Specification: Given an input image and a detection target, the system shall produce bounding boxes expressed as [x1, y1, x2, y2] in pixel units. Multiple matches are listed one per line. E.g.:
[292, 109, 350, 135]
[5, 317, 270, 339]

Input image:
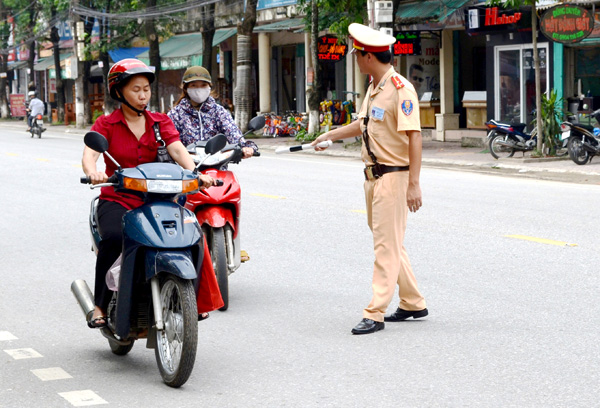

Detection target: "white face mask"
[188, 87, 211, 104]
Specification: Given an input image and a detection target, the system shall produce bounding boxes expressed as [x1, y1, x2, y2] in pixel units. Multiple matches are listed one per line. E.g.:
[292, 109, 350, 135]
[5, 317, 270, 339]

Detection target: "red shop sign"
[540, 4, 594, 44]
[317, 35, 347, 63]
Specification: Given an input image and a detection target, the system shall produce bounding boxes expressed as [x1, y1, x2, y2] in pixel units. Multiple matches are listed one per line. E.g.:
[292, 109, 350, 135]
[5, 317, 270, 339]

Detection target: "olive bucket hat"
[182, 66, 212, 86]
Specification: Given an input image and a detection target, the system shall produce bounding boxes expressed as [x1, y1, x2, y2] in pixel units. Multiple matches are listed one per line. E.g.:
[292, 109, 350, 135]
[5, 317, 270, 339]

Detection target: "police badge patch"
[401, 100, 414, 116]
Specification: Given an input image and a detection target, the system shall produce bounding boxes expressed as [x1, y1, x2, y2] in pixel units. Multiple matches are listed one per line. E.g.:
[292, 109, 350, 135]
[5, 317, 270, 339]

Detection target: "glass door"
[495, 43, 549, 128]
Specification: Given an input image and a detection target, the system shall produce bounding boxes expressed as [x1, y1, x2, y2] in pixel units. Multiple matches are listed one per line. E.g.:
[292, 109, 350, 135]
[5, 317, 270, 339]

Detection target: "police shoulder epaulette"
[390, 75, 404, 90]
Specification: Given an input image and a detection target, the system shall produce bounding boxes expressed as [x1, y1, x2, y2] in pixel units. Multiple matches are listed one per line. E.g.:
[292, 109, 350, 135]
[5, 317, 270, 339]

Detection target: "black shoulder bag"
[153, 123, 176, 164]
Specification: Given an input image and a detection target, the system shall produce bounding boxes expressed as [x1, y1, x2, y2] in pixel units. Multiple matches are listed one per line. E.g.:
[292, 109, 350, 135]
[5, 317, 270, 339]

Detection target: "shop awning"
[254, 18, 305, 32]
[396, 0, 472, 25]
[108, 47, 149, 62]
[7, 60, 28, 70]
[33, 53, 73, 71]
[137, 29, 238, 71]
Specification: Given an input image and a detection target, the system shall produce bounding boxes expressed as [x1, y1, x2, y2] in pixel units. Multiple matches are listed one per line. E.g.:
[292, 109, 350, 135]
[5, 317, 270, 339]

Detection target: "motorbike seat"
[511, 123, 527, 133]
[574, 123, 595, 133]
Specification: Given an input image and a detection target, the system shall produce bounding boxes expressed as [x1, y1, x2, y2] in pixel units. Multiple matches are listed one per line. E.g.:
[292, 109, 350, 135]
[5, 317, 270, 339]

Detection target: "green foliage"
[296, 0, 367, 35]
[486, 0, 537, 6]
[92, 109, 104, 123]
[295, 129, 323, 142]
[539, 90, 565, 156]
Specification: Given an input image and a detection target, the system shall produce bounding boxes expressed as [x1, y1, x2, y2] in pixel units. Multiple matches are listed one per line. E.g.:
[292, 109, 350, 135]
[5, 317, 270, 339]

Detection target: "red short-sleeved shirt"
[91, 108, 181, 210]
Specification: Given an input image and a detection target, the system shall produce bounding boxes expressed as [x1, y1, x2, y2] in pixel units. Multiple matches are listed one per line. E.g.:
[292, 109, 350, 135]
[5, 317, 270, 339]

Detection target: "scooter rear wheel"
[489, 131, 516, 159]
[154, 275, 198, 388]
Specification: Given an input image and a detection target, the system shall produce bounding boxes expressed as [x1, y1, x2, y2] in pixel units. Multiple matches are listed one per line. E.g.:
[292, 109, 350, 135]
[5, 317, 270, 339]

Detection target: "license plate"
[36, 119, 43, 125]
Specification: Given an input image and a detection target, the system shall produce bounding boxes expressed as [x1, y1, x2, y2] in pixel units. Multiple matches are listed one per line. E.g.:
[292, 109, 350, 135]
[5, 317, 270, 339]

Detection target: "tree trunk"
[307, 0, 320, 134]
[234, 0, 258, 132]
[201, 4, 215, 74]
[145, 0, 161, 112]
[50, 7, 65, 123]
[532, 5, 543, 152]
[0, 4, 10, 118]
[99, 1, 116, 115]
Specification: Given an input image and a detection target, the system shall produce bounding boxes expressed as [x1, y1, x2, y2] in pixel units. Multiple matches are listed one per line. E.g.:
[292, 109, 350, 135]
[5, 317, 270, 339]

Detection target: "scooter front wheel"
[568, 136, 590, 165]
[489, 131, 516, 159]
[206, 226, 229, 311]
[154, 275, 198, 388]
[109, 338, 135, 355]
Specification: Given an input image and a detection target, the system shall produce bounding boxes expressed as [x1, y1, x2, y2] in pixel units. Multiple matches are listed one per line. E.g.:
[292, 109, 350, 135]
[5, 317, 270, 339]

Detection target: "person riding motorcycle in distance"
[81, 59, 216, 328]
[26, 91, 45, 132]
[167, 66, 257, 158]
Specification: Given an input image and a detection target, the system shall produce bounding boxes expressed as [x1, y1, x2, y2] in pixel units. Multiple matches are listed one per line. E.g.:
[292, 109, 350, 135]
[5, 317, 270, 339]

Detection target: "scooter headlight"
[123, 177, 198, 194]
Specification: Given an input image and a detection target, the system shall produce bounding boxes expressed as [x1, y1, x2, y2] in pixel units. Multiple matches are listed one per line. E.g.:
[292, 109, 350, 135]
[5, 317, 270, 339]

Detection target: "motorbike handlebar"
[253, 151, 261, 157]
[215, 179, 224, 187]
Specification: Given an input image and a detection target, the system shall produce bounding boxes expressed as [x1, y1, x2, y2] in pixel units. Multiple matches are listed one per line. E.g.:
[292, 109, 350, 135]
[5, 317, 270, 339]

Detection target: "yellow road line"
[350, 209, 366, 214]
[504, 234, 577, 247]
[250, 193, 286, 200]
[35, 158, 50, 162]
[6, 153, 18, 156]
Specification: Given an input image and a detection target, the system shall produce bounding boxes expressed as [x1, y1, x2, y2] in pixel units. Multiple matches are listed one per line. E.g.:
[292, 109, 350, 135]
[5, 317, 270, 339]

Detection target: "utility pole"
[72, 2, 85, 128]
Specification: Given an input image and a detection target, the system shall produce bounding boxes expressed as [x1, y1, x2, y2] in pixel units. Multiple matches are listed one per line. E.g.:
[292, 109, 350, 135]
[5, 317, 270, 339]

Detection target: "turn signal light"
[123, 177, 148, 192]
[182, 179, 199, 193]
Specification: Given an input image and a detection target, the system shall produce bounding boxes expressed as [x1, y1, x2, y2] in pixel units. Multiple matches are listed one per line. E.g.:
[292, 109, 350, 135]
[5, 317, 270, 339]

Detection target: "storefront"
[466, 4, 553, 129]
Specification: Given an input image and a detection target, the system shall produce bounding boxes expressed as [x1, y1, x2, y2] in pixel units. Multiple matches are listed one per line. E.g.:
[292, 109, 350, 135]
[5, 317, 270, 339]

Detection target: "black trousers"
[94, 200, 128, 311]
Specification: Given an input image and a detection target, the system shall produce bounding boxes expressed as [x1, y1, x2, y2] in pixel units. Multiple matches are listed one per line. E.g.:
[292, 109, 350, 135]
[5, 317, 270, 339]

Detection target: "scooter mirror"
[84, 131, 109, 153]
[248, 116, 266, 131]
[205, 134, 227, 154]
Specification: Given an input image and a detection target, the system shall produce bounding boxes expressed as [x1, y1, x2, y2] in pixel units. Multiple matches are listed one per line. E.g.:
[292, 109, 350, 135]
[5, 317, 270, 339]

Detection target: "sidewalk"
[7, 120, 600, 184]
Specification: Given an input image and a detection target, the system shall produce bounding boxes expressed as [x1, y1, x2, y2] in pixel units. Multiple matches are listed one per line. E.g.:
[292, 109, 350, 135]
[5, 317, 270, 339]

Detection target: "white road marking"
[31, 367, 73, 381]
[4, 348, 43, 359]
[58, 390, 108, 406]
[0, 331, 18, 341]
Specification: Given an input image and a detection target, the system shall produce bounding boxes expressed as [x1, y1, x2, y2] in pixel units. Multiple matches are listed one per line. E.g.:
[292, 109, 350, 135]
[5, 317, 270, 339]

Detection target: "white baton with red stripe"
[275, 140, 332, 154]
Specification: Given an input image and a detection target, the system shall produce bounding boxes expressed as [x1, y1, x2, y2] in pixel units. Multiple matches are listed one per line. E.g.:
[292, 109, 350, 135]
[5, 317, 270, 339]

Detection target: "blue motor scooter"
[71, 131, 226, 388]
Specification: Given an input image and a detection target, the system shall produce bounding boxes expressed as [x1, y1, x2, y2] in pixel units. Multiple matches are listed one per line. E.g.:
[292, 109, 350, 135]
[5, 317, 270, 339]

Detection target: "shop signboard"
[317, 35, 347, 63]
[465, 6, 530, 35]
[393, 31, 420, 56]
[540, 4, 594, 44]
[406, 38, 440, 100]
[9, 94, 27, 117]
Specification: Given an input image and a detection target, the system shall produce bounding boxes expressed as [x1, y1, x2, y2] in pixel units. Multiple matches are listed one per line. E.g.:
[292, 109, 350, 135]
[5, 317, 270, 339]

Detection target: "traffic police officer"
[312, 23, 427, 335]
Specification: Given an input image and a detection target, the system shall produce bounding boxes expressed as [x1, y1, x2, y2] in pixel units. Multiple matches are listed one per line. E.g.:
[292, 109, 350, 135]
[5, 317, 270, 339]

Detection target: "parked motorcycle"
[184, 116, 265, 311]
[486, 119, 568, 159]
[29, 113, 46, 138]
[72, 131, 226, 388]
[486, 119, 538, 159]
[564, 109, 600, 165]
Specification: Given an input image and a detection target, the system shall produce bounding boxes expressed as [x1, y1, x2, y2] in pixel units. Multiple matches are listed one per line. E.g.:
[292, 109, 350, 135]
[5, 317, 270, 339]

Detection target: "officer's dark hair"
[359, 50, 392, 64]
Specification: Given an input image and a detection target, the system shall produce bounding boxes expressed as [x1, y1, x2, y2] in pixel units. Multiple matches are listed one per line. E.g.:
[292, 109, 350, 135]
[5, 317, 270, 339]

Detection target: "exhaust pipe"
[71, 279, 95, 322]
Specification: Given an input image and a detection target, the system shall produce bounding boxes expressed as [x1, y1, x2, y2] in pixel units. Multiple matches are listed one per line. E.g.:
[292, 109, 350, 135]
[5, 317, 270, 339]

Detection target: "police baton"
[275, 140, 332, 154]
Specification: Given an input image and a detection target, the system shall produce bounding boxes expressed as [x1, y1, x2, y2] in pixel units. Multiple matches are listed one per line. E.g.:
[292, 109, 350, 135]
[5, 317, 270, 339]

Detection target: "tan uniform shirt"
[358, 66, 421, 167]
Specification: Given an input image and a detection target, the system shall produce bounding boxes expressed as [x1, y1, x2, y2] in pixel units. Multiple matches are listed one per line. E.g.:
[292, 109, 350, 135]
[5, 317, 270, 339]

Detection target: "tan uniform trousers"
[363, 171, 426, 322]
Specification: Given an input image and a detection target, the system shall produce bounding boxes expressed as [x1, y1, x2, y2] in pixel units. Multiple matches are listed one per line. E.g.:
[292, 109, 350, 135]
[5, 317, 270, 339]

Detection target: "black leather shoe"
[384, 308, 428, 322]
[351, 318, 384, 335]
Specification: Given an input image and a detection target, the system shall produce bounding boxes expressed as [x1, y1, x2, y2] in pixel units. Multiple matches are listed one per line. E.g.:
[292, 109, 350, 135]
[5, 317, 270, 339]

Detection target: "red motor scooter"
[184, 116, 264, 311]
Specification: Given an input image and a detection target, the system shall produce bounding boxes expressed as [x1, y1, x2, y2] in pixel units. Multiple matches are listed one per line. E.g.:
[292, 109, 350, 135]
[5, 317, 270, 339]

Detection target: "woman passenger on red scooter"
[82, 59, 216, 328]
[167, 66, 257, 160]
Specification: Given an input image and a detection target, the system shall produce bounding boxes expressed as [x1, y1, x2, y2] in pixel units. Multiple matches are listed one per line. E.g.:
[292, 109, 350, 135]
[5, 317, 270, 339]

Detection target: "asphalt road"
[1, 127, 599, 407]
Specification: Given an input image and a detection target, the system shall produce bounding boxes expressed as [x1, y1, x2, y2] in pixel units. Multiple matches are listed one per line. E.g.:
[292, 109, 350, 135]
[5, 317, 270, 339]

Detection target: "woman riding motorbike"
[167, 66, 257, 159]
[81, 59, 216, 328]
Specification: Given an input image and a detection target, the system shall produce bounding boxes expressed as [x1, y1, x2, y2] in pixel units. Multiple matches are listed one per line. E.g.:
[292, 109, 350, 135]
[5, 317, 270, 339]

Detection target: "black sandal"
[88, 316, 107, 329]
[198, 313, 209, 322]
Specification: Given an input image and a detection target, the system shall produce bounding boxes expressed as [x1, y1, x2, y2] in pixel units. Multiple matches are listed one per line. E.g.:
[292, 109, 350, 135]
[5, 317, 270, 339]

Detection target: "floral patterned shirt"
[167, 97, 257, 151]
